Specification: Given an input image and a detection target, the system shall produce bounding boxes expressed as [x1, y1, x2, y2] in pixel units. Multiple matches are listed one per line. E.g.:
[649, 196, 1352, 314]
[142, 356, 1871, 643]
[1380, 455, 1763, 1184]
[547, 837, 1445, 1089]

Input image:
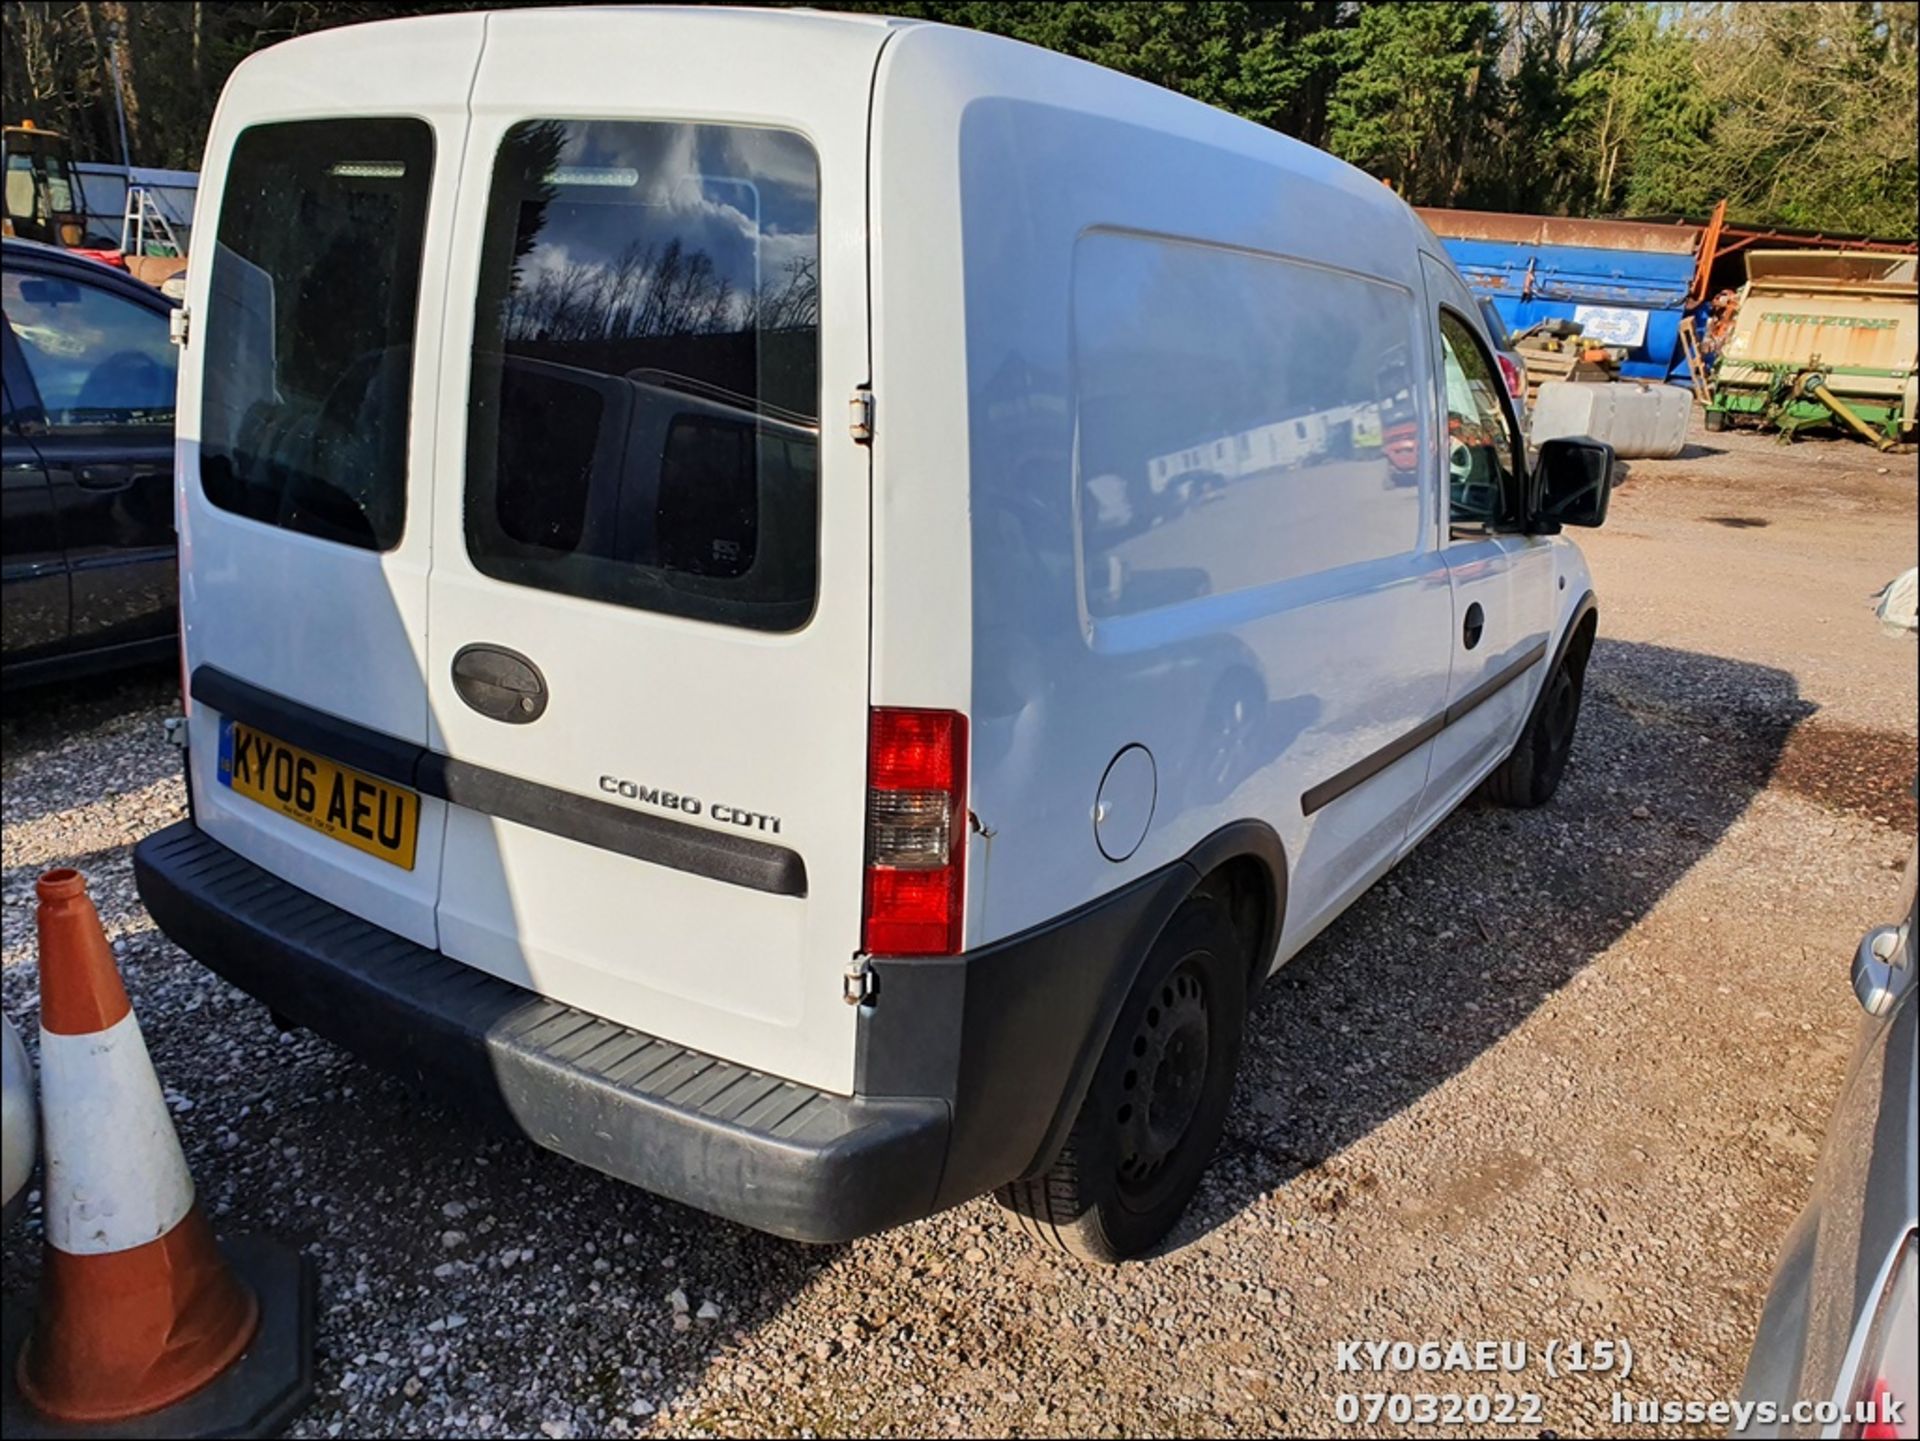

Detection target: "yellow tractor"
[2, 120, 87, 247]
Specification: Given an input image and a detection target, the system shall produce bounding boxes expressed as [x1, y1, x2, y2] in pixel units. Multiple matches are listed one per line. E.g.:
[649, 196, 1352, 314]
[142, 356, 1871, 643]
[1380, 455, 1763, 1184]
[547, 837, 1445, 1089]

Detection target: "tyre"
[996, 893, 1248, 1262]
[1703, 407, 1728, 432]
[1483, 639, 1588, 808]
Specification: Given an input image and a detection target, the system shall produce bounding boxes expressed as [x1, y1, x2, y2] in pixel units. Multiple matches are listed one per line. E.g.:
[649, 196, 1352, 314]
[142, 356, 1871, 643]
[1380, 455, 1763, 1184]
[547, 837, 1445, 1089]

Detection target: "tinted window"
[466, 120, 820, 632]
[1439, 310, 1522, 527]
[1073, 231, 1423, 619]
[4, 271, 175, 427]
[200, 119, 433, 551]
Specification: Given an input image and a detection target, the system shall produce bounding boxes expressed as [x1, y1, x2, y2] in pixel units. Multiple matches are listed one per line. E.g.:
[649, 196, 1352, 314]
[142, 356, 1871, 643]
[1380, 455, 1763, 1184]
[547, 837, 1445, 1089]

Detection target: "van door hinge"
[848, 385, 874, 444]
[843, 958, 875, 1006]
[168, 305, 190, 348]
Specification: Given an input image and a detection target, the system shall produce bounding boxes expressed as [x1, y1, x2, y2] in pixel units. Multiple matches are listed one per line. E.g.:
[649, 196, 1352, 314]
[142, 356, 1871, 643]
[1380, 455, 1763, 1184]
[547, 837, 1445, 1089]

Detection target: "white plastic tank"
[1, 1015, 35, 1226]
[1530, 380, 1692, 459]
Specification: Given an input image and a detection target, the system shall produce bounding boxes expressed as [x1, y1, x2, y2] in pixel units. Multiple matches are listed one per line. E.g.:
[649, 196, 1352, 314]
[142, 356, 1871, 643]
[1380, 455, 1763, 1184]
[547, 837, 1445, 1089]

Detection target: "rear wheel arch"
[997, 893, 1249, 1260]
[1018, 820, 1288, 1181]
[1182, 821, 1288, 994]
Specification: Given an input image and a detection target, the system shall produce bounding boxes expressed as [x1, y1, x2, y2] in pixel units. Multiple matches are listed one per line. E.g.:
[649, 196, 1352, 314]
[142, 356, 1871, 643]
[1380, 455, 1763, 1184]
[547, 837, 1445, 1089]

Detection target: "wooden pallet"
[1517, 343, 1612, 401]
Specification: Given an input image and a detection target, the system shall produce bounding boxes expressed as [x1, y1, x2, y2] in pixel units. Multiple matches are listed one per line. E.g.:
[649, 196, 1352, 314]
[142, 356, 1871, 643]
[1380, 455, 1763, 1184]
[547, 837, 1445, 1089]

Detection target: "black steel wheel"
[995, 893, 1249, 1263]
[1115, 962, 1211, 1203]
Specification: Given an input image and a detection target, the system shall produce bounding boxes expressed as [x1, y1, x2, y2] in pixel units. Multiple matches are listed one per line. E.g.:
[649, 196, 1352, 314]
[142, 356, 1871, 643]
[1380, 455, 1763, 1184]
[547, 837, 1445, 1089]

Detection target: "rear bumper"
[133, 822, 946, 1243]
[135, 820, 1198, 1243]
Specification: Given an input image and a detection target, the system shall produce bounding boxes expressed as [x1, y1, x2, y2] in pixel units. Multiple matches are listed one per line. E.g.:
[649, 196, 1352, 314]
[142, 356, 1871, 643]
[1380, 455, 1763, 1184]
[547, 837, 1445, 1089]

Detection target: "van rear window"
[200, 119, 433, 552]
[465, 120, 821, 633]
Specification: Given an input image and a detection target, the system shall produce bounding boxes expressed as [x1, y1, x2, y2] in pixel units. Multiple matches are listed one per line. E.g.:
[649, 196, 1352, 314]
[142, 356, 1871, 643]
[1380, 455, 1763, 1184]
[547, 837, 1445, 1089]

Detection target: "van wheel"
[995, 894, 1247, 1263]
[1483, 646, 1586, 808]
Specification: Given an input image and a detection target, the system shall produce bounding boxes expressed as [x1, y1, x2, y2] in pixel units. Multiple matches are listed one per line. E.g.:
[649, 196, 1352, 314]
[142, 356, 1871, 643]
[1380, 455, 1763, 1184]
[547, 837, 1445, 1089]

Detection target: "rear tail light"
[1847, 1235, 1916, 1439]
[1497, 350, 1526, 403]
[862, 708, 967, 956]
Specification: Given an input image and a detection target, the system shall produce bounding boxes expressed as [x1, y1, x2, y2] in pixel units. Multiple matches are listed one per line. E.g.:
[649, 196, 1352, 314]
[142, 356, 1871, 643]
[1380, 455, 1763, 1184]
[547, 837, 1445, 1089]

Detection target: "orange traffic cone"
[1, 867, 313, 1438]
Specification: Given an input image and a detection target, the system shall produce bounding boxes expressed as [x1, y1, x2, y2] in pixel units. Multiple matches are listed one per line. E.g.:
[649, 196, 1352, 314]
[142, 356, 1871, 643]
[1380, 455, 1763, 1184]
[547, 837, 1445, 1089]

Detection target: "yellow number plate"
[218, 719, 420, 870]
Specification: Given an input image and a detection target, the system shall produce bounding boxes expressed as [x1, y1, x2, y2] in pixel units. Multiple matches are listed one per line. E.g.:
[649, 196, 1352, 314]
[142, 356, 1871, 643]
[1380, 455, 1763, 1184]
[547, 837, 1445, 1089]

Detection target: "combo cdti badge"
[134, 8, 1614, 1262]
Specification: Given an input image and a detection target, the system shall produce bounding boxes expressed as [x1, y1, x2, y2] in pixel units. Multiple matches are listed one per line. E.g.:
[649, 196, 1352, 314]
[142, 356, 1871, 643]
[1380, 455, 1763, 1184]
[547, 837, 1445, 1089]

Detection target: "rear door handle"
[452, 644, 549, 723]
[1462, 601, 1485, 650]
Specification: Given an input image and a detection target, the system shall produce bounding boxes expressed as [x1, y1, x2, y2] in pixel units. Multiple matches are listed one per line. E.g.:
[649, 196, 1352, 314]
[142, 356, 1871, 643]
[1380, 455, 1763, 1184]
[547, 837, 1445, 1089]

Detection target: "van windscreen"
[200, 118, 434, 552]
[465, 120, 821, 633]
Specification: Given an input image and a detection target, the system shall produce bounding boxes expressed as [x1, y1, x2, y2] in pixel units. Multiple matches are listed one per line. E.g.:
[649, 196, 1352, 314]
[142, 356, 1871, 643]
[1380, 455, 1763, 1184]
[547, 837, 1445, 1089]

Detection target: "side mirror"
[1852, 925, 1910, 1017]
[1533, 436, 1613, 530]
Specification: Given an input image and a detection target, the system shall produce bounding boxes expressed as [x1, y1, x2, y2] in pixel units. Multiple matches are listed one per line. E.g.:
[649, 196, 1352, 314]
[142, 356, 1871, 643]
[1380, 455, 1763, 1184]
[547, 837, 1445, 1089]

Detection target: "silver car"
[1736, 839, 1917, 1437]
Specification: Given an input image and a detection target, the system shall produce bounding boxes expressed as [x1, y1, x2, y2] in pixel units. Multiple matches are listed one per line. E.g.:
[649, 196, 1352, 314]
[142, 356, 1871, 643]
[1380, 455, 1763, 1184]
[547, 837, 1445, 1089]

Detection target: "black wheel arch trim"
[859, 818, 1290, 1207]
[1181, 817, 1289, 986]
[1526, 590, 1599, 736]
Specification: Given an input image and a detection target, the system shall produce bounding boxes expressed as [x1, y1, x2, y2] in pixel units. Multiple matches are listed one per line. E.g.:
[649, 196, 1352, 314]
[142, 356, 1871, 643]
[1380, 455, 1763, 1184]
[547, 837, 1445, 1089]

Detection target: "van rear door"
[422, 10, 882, 1095]
[179, 17, 485, 948]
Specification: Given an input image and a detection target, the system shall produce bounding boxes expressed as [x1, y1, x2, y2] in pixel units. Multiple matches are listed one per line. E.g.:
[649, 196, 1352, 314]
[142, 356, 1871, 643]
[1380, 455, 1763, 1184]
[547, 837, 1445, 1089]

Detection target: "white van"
[134, 8, 1612, 1262]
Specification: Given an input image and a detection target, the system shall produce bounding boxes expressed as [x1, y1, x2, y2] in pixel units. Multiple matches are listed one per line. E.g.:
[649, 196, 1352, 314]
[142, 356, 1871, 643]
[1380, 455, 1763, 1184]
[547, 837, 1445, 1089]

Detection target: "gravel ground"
[3, 419, 1915, 1438]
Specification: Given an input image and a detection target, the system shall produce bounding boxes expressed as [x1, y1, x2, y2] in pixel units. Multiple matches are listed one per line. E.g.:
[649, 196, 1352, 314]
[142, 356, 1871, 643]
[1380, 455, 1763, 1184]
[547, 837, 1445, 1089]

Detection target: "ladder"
[1677, 316, 1712, 408]
[119, 183, 184, 259]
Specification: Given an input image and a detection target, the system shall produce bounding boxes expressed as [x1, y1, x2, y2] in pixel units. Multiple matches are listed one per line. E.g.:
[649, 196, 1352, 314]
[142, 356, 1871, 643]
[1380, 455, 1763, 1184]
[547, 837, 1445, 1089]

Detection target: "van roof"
[228, 4, 918, 71]
[221, 6, 1430, 272]
[876, 19, 1433, 278]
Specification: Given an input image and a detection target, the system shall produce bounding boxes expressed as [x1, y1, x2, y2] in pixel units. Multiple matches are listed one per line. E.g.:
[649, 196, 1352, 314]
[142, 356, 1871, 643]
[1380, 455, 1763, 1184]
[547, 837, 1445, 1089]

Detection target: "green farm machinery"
[1706, 250, 1917, 449]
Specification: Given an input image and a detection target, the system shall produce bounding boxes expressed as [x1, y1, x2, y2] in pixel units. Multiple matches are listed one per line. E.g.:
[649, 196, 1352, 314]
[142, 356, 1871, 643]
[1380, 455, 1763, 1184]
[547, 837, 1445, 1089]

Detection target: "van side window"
[199, 118, 434, 552]
[1438, 311, 1521, 528]
[465, 120, 821, 634]
[1073, 231, 1424, 621]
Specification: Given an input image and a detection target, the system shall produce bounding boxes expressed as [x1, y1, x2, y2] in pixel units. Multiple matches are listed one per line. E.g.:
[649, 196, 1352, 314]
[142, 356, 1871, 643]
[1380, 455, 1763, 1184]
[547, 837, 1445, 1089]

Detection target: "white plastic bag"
[1874, 566, 1918, 636]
